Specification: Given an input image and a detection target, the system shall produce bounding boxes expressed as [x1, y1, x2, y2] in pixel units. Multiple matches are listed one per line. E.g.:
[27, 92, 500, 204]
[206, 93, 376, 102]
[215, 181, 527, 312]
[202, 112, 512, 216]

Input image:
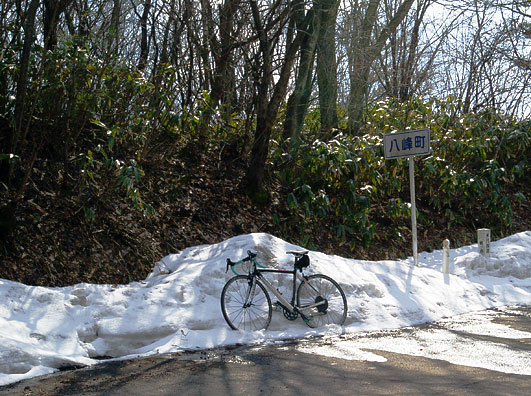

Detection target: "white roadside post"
[442, 239, 450, 274]
[478, 228, 491, 257]
[384, 129, 430, 267]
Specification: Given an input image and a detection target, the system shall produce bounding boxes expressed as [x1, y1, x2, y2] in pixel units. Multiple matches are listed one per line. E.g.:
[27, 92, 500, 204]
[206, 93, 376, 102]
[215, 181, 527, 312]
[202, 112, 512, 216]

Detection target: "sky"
[1, 230, 530, 386]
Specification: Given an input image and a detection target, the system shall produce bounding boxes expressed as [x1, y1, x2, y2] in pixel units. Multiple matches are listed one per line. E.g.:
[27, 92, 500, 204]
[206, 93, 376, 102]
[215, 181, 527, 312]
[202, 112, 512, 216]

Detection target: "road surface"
[1, 306, 530, 396]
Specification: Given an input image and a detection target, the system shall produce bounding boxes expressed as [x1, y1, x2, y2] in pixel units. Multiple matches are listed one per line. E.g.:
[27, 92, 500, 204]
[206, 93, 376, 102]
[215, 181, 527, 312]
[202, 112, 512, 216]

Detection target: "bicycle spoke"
[221, 276, 272, 331]
[297, 274, 347, 328]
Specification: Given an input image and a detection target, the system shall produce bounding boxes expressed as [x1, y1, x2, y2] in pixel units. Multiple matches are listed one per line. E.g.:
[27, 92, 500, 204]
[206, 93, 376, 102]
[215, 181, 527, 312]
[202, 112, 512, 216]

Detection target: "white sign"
[384, 129, 430, 159]
[383, 128, 431, 267]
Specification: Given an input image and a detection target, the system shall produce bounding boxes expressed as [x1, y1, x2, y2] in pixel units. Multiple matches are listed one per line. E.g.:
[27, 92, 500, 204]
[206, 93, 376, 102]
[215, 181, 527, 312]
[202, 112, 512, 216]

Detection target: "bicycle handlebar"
[225, 250, 262, 274]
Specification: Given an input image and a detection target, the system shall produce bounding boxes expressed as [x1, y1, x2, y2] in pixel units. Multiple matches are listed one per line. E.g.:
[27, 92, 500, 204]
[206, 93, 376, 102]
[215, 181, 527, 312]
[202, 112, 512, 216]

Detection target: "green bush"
[272, 97, 530, 250]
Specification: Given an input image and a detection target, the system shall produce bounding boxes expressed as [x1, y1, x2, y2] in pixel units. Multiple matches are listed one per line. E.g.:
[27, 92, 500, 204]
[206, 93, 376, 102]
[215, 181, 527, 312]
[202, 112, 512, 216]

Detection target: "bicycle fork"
[243, 276, 258, 308]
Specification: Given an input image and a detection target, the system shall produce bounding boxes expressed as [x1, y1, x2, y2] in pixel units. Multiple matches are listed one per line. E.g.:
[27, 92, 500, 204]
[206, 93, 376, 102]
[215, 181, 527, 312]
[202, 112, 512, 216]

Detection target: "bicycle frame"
[231, 257, 326, 319]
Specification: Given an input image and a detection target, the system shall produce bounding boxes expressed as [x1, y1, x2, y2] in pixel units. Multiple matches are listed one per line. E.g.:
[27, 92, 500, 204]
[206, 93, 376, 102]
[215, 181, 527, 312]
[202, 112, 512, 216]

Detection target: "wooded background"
[0, 0, 530, 286]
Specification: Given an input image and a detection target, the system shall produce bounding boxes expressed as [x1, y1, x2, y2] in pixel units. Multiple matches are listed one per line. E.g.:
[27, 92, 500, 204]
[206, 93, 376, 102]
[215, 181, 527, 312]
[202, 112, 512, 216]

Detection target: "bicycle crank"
[283, 308, 299, 321]
[275, 301, 299, 320]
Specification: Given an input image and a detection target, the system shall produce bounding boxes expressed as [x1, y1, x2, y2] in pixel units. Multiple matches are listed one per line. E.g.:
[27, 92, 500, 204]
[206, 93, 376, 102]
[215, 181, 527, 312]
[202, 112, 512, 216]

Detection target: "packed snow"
[1, 231, 531, 386]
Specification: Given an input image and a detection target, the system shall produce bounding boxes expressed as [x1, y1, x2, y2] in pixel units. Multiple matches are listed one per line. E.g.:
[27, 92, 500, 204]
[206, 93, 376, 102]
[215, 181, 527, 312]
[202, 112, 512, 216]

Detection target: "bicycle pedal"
[301, 314, 313, 323]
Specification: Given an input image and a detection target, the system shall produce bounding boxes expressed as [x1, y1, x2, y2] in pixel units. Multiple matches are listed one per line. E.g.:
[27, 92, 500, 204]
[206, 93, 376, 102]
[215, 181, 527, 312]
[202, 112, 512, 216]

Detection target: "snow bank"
[454, 232, 531, 279]
[1, 231, 531, 386]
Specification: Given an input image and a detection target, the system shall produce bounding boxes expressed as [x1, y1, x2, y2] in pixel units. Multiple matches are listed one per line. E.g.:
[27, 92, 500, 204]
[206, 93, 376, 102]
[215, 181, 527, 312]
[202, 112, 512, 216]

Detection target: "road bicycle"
[221, 250, 347, 331]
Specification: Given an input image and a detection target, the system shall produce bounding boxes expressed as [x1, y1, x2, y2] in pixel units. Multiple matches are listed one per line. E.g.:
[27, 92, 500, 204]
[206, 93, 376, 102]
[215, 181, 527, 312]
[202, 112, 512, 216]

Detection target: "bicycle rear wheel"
[297, 274, 347, 328]
[221, 275, 272, 331]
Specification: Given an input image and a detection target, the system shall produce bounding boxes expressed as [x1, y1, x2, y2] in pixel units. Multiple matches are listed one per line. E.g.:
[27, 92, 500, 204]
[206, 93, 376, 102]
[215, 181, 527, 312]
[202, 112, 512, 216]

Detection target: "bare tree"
[195, 0, 242, 142]
[341, 0, 415, 134]
[432, 0, 530, 117]
[375, 0, 433, 101]
[245, 0, 313, 194]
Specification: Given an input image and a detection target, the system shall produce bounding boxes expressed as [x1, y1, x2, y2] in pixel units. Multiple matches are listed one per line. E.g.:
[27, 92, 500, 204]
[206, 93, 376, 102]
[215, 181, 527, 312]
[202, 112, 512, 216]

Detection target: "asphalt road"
[2, 306, 530, 396]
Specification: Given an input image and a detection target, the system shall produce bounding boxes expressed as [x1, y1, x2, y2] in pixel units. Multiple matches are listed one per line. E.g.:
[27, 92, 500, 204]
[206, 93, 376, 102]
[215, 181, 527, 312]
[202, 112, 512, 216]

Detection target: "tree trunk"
[282, 9, 318, 141]
[399, 1, 430, 101]
[108, 0, 121, 53]
[316, 0, 339, 132]
[43, 0, 59, 51]
[210, 0, 240, 107]
[12, 0, 40, 155]
[43, 0, 73, 52]
[138, 0, 152, 70]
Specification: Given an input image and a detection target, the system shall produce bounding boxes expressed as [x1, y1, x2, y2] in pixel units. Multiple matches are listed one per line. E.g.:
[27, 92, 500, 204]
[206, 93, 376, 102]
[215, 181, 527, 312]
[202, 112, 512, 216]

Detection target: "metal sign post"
[409, 156, 418, 266]
[384, 129, 430, 266]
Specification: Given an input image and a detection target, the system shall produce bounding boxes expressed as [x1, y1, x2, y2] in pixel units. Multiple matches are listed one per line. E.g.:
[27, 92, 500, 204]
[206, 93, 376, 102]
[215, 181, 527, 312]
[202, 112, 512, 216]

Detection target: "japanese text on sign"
[383, 129, 431, 159]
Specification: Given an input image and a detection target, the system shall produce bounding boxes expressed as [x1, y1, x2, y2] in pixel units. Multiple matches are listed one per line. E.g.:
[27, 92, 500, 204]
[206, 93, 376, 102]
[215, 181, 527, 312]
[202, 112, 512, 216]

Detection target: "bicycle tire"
[221, 275, 272, 331]
[297, 274, 347, 328]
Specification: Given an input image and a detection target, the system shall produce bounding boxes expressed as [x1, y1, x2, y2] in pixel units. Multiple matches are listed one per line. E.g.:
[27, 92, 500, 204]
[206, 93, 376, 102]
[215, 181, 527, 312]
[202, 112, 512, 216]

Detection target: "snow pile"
[454, 232, 531, 279]
[1, 231, 531, 386]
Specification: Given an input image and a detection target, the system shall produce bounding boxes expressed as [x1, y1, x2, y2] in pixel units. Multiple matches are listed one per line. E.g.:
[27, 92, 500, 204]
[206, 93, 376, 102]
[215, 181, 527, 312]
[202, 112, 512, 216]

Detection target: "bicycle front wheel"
[297, 274, 347, 328]
[221, 275, 272, 331]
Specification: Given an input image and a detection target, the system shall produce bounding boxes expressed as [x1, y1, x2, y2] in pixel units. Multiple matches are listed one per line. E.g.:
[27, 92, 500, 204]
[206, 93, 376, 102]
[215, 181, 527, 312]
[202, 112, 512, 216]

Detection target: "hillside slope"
[1, 148, 529, 287]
